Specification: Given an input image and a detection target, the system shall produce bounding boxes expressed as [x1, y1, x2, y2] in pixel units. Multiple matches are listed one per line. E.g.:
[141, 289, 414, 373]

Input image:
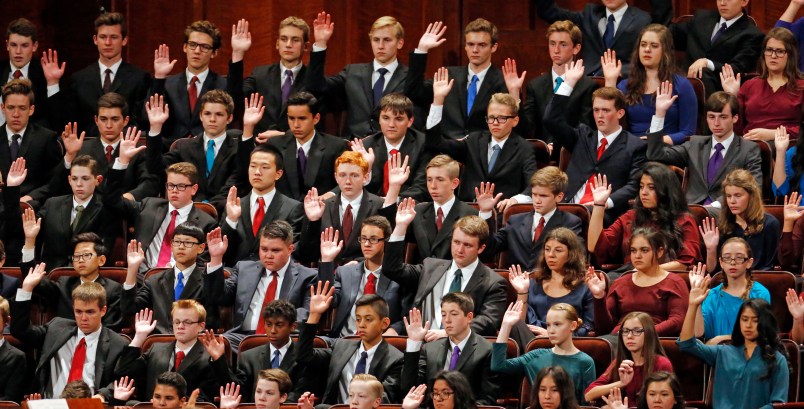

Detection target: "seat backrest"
[144, 268, 170, 280]
[557, 203, 590, 242]
[756, 141, 775, 203]
[765, 205, 785, 234]
[527, 138, 551, 168]
[239, 335, 328, 354]
[345, 335, 407, 353]
[668, 165, 687, 194]
[660, 338, 707, 402]
[502, 204, 532, 225]
[142, 334, 232, 365]
[710, 271, 796, 333]
[484, 337, 521, 407]
[0, 403, 19, 408]
[48, 267, 129, 284]
[494, 269, 518, 304]
[0, 267, 21, 280]
[685, 77, 706, 134]
[559, 147, 571, 172]
[135, 404, 215, 409]
[193, 201, 218, 219]
[782, 339, 800, 402]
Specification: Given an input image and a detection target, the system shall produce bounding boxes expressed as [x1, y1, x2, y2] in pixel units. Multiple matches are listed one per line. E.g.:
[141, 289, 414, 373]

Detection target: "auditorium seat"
[710, 271, 796, 333]
[484, 336, 521, 407]
[194, 201, 218, 220]
[0, 267, 21, 280]
[44, 267, 131, 329]
[559, 147, 570, 172]
[781, 338, 801, 402]
[686, 76, 706, 135]
[345, 335, 407, 353]
[141, 334, 232, 366]
[238, 334, 328, 354]
[527, 138, 551, 169]
[0, 402, 19, 408]
[494, 269, 518, 304]
[660, 338, 707, 406]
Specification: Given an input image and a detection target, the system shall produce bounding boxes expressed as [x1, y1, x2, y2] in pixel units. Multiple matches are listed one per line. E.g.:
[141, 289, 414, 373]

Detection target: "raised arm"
[772, 127, 791, 193]
[586, 174, 612, 252]
[680, 268, 710, 342]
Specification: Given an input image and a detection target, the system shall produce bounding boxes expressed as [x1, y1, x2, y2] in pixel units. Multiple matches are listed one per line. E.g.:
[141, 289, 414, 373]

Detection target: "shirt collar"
[99, 59, 123, 75]
[265, 257, 291, 279]
[0, 338, 4, 349]
[606, 3, 628, 21]
[296, 131, 316, 152]
[203, 131, 227, 144]
[364, 262, 381, 277]
[536, 206, 557, 221]
[597, 127, 623, 145]
[186, 68, 209, 85]
[490, 137, 507, 150]
[101, 139, 120, 151]
[468, 63, 491, 81]
[373, 59, 399, 75]
[5, 125, 26, 138]
[76, 325, 103, 340]
[434, 195, 456, 214]
[168, 202, 194, 218]
[270, 338, 292, 357]
[341, 192, 364, 208]
[720, 13, 744, 29]
[713, 132, 735, 151]
[280, 62, 303, 77]
[450, 256, 480, 277]
[9, 61, 30, 77]
[175, 340, 197, 355]
[385, 136, 405, 152]
[449, 329, 472, 351]
[251, 189, 277, 207]
[174, 264, 195, 281]
[359, 339, 381, 357]
[73, 195, 94, 208]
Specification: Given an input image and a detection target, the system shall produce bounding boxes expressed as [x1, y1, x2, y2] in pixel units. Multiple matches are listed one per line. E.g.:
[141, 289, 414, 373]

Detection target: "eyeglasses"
[172, 320, 201, 327]
[621, 327, 646, 337]
[71, 253, 96, 261]
[172, 239, 200, 248]
[429, 391, 455, 400]
[720, 256, 748, 264]
[359, 236, 385, 245]
[186, 41, 214, 52]
[485, 115, 515, 124]
[166, 183, 193, 191]
[764, 47, 787, 57]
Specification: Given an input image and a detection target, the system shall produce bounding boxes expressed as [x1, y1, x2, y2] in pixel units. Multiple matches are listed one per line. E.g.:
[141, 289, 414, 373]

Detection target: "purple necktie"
[297, 147, 307, 176]
[707, 143, 725, 184]
[281, 69, 293, 105]
[448, 345, 461, 370]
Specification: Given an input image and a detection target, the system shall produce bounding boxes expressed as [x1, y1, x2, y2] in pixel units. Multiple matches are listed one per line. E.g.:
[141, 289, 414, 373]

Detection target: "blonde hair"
[350, 374, 384, 399]
[172, 299, 207, 323]
[453, 215, 490, 242]
[546, 20, 582, 46]
[488, 93, 519, 115]
[719, 169, 765, 235]
[530, 166, 568, 194]
[279, 16, 310, 43]
[0, 296, 8, 323]
[548, 303, 583, 328]
[426, 154, 461, 179]
[369, 16, 404, 40]
[72, 282, 106, 308]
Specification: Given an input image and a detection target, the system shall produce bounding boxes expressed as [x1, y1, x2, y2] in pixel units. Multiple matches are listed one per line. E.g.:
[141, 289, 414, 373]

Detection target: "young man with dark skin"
[0, 296, 25, 401]
[1, 18, 48, 127]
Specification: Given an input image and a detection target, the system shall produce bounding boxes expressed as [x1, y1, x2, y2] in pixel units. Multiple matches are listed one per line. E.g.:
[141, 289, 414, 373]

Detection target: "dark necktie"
[355, 351, 368, 374]
[603, 14, 616, 49]
[281, 69, 293, 105]
[9, 134, 20, 161]
[188, 75, 199, 112]
[448, 345, 461, 370]
[12, 70, 22, 79]
[297, 147, 307, 177]
[707, 143, 725, 184]
[157, 210, 179, 267]
[67, 338, 87, 382]
[105, 145, 114, 164]
[271, 349, 281, 369]
[533, 217, 546, 243]
[342, 204, 354, 241]
[256, 271, 279, 334]
[174, 350, 185, 371]
[436, 207, 444, 231]
[711, 22, 728, 44]
[383, 148, 399, 195]
[102, 68, 112, 93]
[71, 205, 85, 232]
[448, 269, 463, 293]
[467, 75, 478, 115]
[373, 68, 389, 106]
[174, 271, 185, 301]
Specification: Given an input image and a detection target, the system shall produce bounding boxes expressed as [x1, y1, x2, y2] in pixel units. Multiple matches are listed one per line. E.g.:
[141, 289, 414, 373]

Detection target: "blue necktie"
[448, 269, 463, 293]
[206, 140, 215, 176]
[603, 14, 615, 49]
[488, 145, 501, 173]
[373, 68, 389, 106]
[355, 351, 368, 374]
[467, 75, 478, 115]
[553, 77, 564, 93]
[174, 271, 184, 301]
[271, 349, 281, 369]
[711, 22, 728, 44]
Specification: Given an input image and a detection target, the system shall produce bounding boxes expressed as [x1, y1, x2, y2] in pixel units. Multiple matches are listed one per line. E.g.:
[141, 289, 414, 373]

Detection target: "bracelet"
[593, 203, 606, 207]
[517, 292, 528, 295]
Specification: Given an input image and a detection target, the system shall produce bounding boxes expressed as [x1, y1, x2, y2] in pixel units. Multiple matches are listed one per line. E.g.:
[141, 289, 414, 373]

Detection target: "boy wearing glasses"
[121, 222, 220, 333]
[318, 216, 412, 338]
[118, 301, 223, 402]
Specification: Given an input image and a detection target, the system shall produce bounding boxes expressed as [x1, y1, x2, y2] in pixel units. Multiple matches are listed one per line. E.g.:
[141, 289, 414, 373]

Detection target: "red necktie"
[532, 217, 546, 243]
[105, 145, 114, 164]
[12, 70, 22, 79]
[383, 149, 399, 195]
[436, 207, 444, 231]
[580, 138, 608, 204]
[364, 273, 377, 295]
[157, 210, 179, 268]
[188, 76, 199, 112]
[174, 350, 185, 371]
[67, 338, 87, 382]
[253, 197, 265, 236]
[256, 271, 279, 334]
[342, 204, 353, 241]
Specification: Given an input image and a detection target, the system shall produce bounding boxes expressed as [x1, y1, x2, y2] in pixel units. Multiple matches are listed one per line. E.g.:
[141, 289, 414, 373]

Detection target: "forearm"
[772, 151, 788, 189]
[705, 248, 718, 273]
[679, 301, 699, 341]
[660, 261, 687, 271]
[791, 317, 804, 344]
[694, 304, 705, 338]
[780, 1, 802, 23]
[587, 206, 605, 252]
[495, 323, 513, 343]
[585, 382, 624, 402]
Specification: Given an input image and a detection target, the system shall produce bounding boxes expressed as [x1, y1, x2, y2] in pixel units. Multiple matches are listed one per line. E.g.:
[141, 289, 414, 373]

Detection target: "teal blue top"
[491, 342, 595, 404]
[701, 281, 770, 340]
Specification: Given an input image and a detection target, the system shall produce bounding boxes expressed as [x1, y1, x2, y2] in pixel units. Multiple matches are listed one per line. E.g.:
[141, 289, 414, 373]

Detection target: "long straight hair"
[529, 366, 580, 409]
[624, 24, 677, 106]
[731, 299, 791, 380]
[719, 169, 765, 235]
[608, 312, 666, 382]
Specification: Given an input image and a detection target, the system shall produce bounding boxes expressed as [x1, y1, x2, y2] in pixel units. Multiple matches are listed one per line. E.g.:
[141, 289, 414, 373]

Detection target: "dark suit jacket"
[306, 49, 408, 137]
[382, 241, 507, 336]
[646, 132, 762, 204]
[0, 59, 49, 127]
[297, 190, 397, 263]
[232, 61, 310, 133]
[545, 94, 647, 216]
[361, 129, 431, 201]
[485, 209, 583, 271]
[49, 61, 151, 136]
[10, 299, 128, 400]
[0, 123, 61, 205]
[295, 321, 403, 404]
[410, 200, 478, 261]
[401, 331, 499, 406]
[213, 259, 317, 330]
[318, 261, 412, 336]
[406, 53, 507, 138]
[121, 266, 220, 333]
[224, 340, 313, 402]
[425, 124, 538, 202]
[220, 190, 304, 264]
[75, 137, 160, 200]
[519, 73, 598, 143]
[264, 131, 348, 201]
[0, 274, 19, 299]
[0, 340, 26, 401]
[670, 10, 764, 95]
[535, 2, 652, 75]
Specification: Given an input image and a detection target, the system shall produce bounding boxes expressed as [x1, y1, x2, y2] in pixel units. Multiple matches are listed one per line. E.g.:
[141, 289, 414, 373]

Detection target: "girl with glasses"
[401, 371, 476, 409]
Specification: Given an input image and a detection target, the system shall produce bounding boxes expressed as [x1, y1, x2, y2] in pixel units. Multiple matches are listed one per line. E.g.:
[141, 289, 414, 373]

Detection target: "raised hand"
[502, 58, 526, 95]
[126, 240, 145, 269]
[432, 67, 454, 102]
[502, 300, 524, 328]
[153, 44, 177, 79]
[396, 197, 417, 226]
[783, 192, 804, 223]
[688, 261, 706, 289]
[401, 385, 428, 409]
[113, 377, 136, 402]
[654, 80, 678, 117]
[508, 264, 531, 294]
[590, 174, 612, 207]
[313, 11, 335, 47]
[145, 94, 170, 131]
[231, 19, 252, 61]
[601, 50, 622, 86]
[200, 329, 226, 361]
[618, 360, 635, 386]
[303, 188, 326, 222]
[22, 207, 41, 240]
[243, 93, 265, 128]
[475, 182, 503, 213]
[219, 383, 242, 409]
[21, 262, 46, 292]
[319, 227, 343, 263]
[698, 217, 720, 251]
[786, 288, 804, 322]
[719, 64, 741, 95]
[417, 21, 447, 52]
[206, 227, 228, 262]
[404, 308, 431, 342]
[41, 49, 66, 85]
[134, 308, 157, 338]
[688, 263, 710, 306]
[309, 280, 335, 316]
[585, 266, 607, 299]
[387, 153, 411, 188]
[349, 138, 375, 169]
[61, 122, 86, 160]
[775, 125, 790, 153]
[601, 387, 628, 409]
[5, 158, 27, 187]
[298, 392, 316, 409]
[118, 126, 146, 164]
[562, 59, 585, 88]
[225, 186, 241, 222]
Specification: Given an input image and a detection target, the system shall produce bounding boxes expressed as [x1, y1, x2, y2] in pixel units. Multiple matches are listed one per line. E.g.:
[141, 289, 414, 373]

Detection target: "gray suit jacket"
[646, 133, 762, 204]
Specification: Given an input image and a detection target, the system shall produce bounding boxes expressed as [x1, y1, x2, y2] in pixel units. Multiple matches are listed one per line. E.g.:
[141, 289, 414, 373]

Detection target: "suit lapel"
[421, 262, 450, 302]
[173, 72, 192, 119]
[418, 205, 436, 252]
[39, 324, 77, 371]
[361, 64, 375, 108]
[452, 69, 469, 121]
[454, 332, 478, 371]
[471, 67, 498, 116]
[74, 197, 102, 232]
[432, 202, 460, 250]
[148, 202, 170, 249]
[281, 342, 297, 371]
[18, 126, 35, 158]
[477, 133, 491, 176]
[181, 266, 203, 298]
[265, 65, 283, 109]
[351, 194, 374, 243]
[305, 134, 326, 186]
[188, 137, 209, 184]
[368, 340, 388, 373]
[698, 137, 713, 183]
[210, 136, 233, 178]
[462, 264, 487, 295]
[279, 136, 301, 199]
[278, 262, 299, 299]
[598, 132, 625, 164]
[518, 211, 536, 245]
[178, 341, 205, 372]
[330, 340, 360, 384]
[0, 64, 10, 85]
[385, 66, 405, 94]
[93, 329, 111, 381]
[159, 269, 177, 301]
[612, 8, 638, 48]
[714, 136, 743, 182]
[491, 136, 519, 174]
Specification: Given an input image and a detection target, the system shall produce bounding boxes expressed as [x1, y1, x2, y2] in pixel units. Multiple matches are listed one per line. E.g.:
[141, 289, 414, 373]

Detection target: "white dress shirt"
[186, 68, 209, 95]
[146, 202, 194, 268]
[598, 4, 629, 37]
[372, 59, 400, 90]
[49, 326, 102, 397]
[339, 341, 381, 402]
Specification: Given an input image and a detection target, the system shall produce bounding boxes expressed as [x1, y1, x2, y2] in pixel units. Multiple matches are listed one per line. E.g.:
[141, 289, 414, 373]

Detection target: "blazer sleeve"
[543, 94, 580, 153]
[113, 345, 147, 379]
[9, 298, 48, 350]
[104, 168, 144, 224]
[0, 348, 25, 401]
[470, 276, 508, 336]
[294, 322, 331, 365]
[646, 132, 690, 167]
[424, 121, 470, 163]
[534, 0, 584, 25]
[400, 350, 425, 396]
[608, 139, 647, 210]
[713, 28, 764, 74]
[380, 350, 404, 403]
[404, 51, 433, 106]
[381, 241, 424, 291]
[668, 76, 698, 144]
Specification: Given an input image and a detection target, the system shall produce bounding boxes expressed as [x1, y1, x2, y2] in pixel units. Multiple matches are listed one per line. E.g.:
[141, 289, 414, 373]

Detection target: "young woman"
[680, 280, 791, 408]
[530, 366, 580, 409]
[602, 25, 697, 144]
[492, 301, 595, 404]
[586, 227, 689, 336]
[603, 372, 686, 409]
[693, 240, 771, 343]
[700, 169, 781, 272]
[584, 312, 673, 404]
[418, 371, 477, 409]
[508, 227, 594, 336]
[772, 125, 804, 197]
[588, 164, 701, 272]
[721, 27, 804, 142]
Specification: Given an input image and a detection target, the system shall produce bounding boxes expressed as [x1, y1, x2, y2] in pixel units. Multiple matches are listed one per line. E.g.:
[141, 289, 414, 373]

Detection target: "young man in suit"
[544, 60, 647, 224]
[146, 90, 241, 214]
[10, 277, 128, 399]
[296, 285, 404, 404]
[409, 155, 478, 262]
[117, 301, 224, 402]
[402, 294, 499, 406]
[318, 216, 412, 338]
[0, 79, 61, 207]
[406, 19, 511, 138]
[0, 244, 20, 298]
[150, 372, 190, 409]
[0, 296, 26, 401]
[306, 13, 409, 137]
[206, 221, 317, 352]
[384, 201, 508, 338]
[42, 12, 151, 136]
[149, 20, 251, 147]
[122, 222, 219, 333]
[647, 90, 762, 206]
[669, 0, 764, 95]
[1, 18, 48, 127]
[533, 0, 652, 75]
[221, 143, 304, 264]
[297, 151, 400, 263]
[426, 72, 538, 205]
[482, 166, 583, 271]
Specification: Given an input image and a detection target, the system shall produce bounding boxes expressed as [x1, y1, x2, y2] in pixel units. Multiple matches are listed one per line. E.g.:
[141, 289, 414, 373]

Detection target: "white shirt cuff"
[123, 283, 136, 290]
[207, 263, 223, 272]
[606, 198, 614, 209]
[478, 210, 493, 219]
[709, 200, 721, 208]
[389, 234, 405, 242]
[414, 48, 427, 54]
[21, 247, 34, 263]
[15, 289, 32, 301]
[426, 105, 444, 130]
[555, 83, 573, 96]
[225, 218, 238, 229]
[649, 116, 665, 134]
[706, 59, 715, 71]
[406, 339, 423, 352]
[312, 45, 326, 52]
[513, 194, 530, 204]
[148, 130, 160, 137]
[112, 158, 129, 170]
[46, 84, 59, 97]
[64, 158, 72, 168]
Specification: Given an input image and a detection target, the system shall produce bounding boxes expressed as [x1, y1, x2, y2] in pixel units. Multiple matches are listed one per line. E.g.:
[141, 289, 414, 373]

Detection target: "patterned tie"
[102, 68, 112, 93]
[467, 75, 479, 115]
[281, 70, 293, 105]
[383, 149, 399, 195]
[603, 14, 616, 49]
[355, 351, 369, 374]
[488, 145, 501, 173]
[533, 217, 546, 243]
[342, 204, 354, 241]
[9, 134, 20, 161]
[157, 210, 179, 268]
[271, 349, 281, 369]
[448, 269, 463, 293]
[174, 271, 185, 301]
[448, 345, 461, 370]
[256, 271, 279, 334]
[105, 145, 114, 164]
[174, 350, 185, 371]
[707, 143, 725, 184]
[364, 273, 377, 295]
[71, 205, 85, 232]
[253, 197, 266, 236]
[553, 77, 564, 93]
[188, 76, 199, 112]
[580, 138, 608, 204]
[206, 139, 215, 177]
[436, 207, 444, 231]
[711, 22, 728, 44]
[373, 68, 389, 106]
[12, 70, 22, 79]
[67, 338, 87, 382]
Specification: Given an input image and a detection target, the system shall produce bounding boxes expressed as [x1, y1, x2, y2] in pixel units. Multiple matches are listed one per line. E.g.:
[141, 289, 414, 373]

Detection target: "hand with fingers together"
[589, 174, 611, 207]
[404, 308, 431, 343]
[601, 50, 622, 87]
[585, 266, 607, 299]
[243, 93, 266, 138]
[307, 280, 335, 323]
[61, 122, 86, 162]
[562, 59, 585, 89]
[21, 262, 47, 292]
[304, 188, 326, 222]
[41, 49, 66, 86]
[118, 126, 146, 165]
[231, 19, 252, 62]
[313, 11, 334, 48]
[502, 58, 527, 96]
[402, 385, 428, 409]
[654, 80, 678, 118]
[350, 138, 376, 169]
[320, 227, 344, 263]
[475, 182, 503, 213]
[719, 63, 741, 95]
[5, 158, 27, 187]
[432, 67, 454, 104]
[113, 377, 136, 402]
[146, 94, 170, 134]
[153, 44, 178, 79]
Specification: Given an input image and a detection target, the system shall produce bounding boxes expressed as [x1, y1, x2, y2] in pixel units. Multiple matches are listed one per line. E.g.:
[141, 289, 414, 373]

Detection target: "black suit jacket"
[361, 130, 431, 201]
[0, 123, 61, 205]
[406, 53, 507, 138]
[0, 274, 19, 299]
[73, 137, 160, 200]
[306, 49, 408, 137]
[410, 200, 478, 261]
[0, 59, 50, 127]
[224, 340, 314, 402]
[401, 331, 499, 406]
[10, 299, 128, 400]
[0, 340, 26, 401]
[519, 73, 598, 143]
[670, 10, 764, 95]
[382, 241, 507, 336]
[295, 322, 403, 404]
[263, 131, 348, 201]
[49, 61, 151, 136]
[232, 61, 310, 133]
